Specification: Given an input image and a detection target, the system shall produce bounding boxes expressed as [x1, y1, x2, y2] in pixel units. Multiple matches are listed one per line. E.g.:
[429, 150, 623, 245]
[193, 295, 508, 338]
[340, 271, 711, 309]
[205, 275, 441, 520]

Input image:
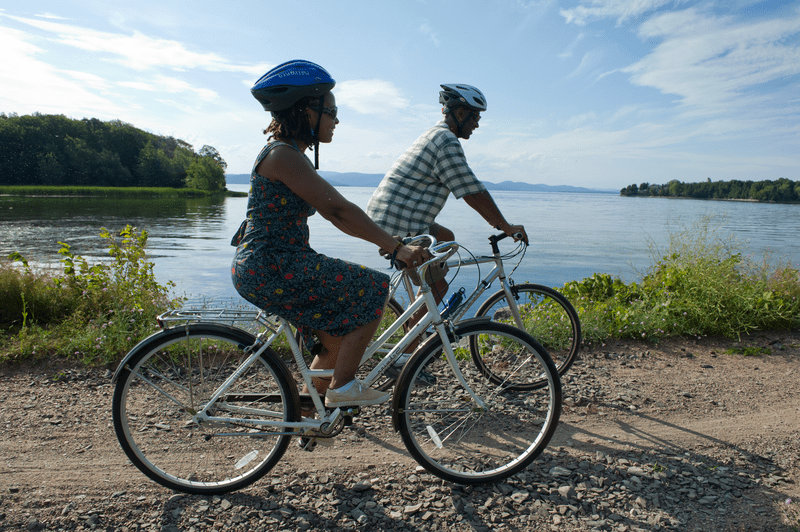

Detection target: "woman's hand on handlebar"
[396, 244, 430, 269]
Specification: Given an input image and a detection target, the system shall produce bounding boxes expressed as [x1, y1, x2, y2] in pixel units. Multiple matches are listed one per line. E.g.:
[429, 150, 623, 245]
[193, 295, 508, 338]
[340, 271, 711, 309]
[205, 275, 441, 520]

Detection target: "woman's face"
[307, 92, 339, 144]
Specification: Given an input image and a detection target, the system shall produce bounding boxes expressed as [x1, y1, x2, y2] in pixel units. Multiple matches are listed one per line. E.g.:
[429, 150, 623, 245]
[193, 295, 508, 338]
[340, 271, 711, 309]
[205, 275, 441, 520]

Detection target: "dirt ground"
[1, 330, 798, 531]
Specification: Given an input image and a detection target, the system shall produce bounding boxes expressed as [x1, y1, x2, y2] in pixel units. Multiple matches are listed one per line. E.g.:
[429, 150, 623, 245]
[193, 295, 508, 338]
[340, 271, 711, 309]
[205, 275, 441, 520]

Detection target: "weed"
[1, 225, 182, 365]
[725, 345, 772, 357]
[561, 215, 800, 345]
[651, 462, 667, 473]
[781, 498, 800, 531]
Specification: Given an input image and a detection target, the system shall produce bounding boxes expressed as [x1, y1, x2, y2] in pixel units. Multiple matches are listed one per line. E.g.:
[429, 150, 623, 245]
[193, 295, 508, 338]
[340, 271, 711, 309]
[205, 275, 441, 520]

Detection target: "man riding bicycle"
[366, 84, 528, 373]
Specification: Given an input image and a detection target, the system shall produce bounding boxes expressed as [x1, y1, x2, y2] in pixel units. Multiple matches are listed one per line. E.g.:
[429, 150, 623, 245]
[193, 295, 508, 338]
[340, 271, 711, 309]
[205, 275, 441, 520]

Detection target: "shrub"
[561, 216, 800, 345]
[1, 226, 181, 365]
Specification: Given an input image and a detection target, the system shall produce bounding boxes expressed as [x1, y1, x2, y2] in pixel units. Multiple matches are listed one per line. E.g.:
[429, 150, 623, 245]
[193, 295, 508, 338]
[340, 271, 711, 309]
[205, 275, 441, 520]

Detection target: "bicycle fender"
[112, 328, 176, 383]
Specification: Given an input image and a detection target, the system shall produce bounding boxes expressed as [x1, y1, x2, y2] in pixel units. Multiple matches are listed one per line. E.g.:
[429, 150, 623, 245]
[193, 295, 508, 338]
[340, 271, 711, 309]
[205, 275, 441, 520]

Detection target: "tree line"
[0, 113, 227, 191]
[620, 178, 800, 203]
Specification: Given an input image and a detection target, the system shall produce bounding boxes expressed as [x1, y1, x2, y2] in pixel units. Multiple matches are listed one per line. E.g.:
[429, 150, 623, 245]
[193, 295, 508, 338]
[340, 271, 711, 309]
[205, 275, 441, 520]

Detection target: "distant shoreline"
[224, 172, 618, 194]
[0, 186, 247, 198]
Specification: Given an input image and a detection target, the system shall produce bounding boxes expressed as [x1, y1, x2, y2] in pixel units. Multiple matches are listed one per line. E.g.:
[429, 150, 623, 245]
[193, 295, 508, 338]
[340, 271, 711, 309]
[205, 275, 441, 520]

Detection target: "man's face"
[455, 107, 481, 139]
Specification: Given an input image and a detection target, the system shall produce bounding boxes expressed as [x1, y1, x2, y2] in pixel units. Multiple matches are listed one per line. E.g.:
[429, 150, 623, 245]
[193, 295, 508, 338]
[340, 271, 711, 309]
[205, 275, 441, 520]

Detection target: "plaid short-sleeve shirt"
[366, 121, 486, 236]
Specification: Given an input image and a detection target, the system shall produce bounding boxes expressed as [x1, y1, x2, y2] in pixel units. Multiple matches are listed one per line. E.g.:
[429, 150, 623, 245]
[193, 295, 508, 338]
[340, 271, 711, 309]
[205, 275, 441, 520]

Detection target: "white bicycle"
[112, 236, 562, 494]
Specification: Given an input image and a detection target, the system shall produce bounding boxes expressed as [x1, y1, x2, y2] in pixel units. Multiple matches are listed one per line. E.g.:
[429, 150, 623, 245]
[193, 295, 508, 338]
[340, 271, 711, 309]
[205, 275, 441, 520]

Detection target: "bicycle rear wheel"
[394, 320, 561, 484]
[113, 323, 300, 495]
[471, 283, 581, 390]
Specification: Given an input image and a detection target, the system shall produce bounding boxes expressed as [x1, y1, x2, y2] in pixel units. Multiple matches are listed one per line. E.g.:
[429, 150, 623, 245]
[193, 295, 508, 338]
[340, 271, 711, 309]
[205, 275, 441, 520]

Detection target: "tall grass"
[1, 226, 182, 365]
[2, 215, 799, 367]
[561, 215, 800, 344]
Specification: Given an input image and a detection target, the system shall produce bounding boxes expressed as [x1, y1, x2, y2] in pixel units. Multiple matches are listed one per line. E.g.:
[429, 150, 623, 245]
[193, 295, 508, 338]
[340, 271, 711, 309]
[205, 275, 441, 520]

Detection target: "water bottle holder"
[440, 287, 465, 320]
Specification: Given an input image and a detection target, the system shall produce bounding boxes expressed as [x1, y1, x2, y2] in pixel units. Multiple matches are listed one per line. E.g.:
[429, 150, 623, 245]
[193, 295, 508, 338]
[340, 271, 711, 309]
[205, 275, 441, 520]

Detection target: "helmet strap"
[313, 96, 324, 169]
[448, 107, 478, 139]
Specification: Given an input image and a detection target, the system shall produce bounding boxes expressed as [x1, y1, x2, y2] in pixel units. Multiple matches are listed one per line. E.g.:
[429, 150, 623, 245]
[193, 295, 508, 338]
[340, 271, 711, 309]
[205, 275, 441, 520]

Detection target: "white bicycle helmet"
[439, 84, 487, 112]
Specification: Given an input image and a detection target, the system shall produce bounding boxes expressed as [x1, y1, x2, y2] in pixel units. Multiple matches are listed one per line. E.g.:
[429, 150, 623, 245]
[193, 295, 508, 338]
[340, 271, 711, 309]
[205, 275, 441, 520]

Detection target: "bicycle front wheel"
[471, 283, 581, 390]
[394, 320, 562, 484]
[113, 323, 300, 495]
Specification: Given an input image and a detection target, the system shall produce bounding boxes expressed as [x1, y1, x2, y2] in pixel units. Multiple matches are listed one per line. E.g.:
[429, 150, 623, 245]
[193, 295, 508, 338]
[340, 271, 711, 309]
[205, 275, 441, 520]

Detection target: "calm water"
[2, 186, 799, 308]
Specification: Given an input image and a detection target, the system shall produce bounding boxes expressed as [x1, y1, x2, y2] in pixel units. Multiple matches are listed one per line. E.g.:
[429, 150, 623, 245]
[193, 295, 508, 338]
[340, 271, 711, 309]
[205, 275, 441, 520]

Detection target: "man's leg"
[404, 223, 454, 352]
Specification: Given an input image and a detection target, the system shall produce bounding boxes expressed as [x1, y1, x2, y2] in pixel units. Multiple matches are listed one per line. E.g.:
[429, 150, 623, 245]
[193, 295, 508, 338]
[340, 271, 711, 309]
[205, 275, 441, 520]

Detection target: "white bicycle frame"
[389, 238, 527, 332]
[149, 237, 486, 438]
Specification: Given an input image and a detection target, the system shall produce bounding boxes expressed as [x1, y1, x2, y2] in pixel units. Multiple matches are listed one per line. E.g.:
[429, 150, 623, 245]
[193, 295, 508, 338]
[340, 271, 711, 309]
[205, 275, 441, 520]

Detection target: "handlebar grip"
[491, 232, 524, 241]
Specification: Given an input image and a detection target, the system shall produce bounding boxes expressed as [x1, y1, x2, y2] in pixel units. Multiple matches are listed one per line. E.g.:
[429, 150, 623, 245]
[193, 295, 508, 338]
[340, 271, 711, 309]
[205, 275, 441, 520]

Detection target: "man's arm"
[463, 191, 529, 244]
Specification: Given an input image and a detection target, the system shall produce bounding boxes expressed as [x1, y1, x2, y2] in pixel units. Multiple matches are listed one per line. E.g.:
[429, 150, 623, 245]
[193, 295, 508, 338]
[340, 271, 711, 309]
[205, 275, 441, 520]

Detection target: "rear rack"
[157, 307, 273, 328]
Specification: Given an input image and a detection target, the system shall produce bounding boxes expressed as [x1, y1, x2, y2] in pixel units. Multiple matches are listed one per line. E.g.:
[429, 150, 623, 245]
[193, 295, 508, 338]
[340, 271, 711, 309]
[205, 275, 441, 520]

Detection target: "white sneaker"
[325, 379, 390, 408]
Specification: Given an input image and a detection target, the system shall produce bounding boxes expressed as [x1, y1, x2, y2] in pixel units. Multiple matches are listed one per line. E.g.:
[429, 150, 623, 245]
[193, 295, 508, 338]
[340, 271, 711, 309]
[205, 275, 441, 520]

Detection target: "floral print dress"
[231, 141, 390, 338]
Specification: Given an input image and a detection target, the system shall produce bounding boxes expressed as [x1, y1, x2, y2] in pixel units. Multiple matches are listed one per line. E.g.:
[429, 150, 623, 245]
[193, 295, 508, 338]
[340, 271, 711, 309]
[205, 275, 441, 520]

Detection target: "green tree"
[199, 145, 227, 172]
[185, 156, 225, 191]
[135, 141, 175, 187]
[0, 113, 227, 188]
[667, 180, 683, 197]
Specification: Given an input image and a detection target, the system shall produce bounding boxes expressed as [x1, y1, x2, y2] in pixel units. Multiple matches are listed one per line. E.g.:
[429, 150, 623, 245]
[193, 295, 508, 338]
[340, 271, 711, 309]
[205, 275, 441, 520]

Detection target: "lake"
[2, 186, 799, 308]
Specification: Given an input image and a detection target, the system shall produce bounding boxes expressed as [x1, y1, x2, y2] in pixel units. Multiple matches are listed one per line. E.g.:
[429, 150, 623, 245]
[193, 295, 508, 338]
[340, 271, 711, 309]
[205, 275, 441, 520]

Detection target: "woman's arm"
[257, 146, 428, 263]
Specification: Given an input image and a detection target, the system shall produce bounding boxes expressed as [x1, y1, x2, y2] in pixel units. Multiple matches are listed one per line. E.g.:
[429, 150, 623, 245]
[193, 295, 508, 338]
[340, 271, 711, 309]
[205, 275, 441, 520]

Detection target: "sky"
[1, 0, 798, 190]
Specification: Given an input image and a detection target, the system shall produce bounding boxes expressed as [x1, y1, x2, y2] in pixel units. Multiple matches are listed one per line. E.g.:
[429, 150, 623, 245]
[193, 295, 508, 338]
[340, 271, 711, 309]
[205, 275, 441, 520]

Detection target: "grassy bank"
[1, 226, 182, 366]
[0, 185, 247, 197]
[561, 216, 800, 345]
[2, 217, 799, 367]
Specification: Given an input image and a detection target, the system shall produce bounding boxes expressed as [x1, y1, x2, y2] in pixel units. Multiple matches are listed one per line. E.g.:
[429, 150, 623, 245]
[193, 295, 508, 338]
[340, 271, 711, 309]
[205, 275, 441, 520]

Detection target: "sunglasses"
[321, 106, 338, 119]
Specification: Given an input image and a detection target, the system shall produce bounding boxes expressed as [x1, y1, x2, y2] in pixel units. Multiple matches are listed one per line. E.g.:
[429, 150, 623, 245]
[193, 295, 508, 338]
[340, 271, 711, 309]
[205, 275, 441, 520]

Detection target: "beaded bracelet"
[389, 241, 403, 269]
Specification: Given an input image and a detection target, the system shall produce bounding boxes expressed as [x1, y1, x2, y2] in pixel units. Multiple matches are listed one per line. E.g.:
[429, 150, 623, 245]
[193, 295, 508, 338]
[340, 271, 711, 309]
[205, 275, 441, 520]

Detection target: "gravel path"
[1, 330, 798, 531]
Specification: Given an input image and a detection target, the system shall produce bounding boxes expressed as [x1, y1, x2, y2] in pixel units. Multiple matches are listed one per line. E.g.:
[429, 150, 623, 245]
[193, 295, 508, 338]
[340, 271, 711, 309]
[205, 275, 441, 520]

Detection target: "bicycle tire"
[471, 283, 581, 390]
[293, 298, 406, 392]
[113, 323, 300, 495]
[393, 319, 562, 484]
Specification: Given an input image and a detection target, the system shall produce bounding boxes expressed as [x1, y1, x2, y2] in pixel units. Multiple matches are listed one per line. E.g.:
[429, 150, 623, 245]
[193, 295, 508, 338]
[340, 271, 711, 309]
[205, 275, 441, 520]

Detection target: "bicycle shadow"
[152, 467, 514, 532]
[547, 407, 799, 530]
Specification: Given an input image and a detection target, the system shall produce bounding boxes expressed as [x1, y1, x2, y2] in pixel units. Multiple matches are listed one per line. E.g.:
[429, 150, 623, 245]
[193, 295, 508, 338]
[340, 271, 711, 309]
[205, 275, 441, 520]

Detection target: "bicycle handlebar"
[488, 232, 524, 254]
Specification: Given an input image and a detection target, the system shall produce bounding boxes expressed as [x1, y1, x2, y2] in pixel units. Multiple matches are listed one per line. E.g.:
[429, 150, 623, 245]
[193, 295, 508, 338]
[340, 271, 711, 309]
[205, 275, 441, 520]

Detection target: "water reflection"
[0, 194, 228, 262]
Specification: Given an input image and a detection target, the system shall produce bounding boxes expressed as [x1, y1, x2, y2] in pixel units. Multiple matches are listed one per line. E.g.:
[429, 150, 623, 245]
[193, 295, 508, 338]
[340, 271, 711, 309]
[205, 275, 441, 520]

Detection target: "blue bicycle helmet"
[251, 60, 336, 112]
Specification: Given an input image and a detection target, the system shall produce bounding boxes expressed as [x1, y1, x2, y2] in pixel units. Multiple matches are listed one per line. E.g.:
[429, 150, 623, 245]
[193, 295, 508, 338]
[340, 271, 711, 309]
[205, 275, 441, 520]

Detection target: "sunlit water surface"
[2, 185, 798, 309]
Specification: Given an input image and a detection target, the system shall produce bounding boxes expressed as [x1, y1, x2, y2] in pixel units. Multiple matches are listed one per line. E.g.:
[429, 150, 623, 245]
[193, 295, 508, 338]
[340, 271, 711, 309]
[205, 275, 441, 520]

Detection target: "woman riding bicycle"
[231, 60, 428, 408]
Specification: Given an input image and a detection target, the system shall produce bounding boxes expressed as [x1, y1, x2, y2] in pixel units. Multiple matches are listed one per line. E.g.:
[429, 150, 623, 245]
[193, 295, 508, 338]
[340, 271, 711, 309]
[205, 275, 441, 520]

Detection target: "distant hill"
[225, 172, 614, 193]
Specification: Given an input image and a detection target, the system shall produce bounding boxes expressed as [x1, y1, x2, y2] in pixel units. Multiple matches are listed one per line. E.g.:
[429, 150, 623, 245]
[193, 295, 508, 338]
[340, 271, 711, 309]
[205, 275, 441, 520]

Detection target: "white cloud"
[5, 14, 261, 74]
[561, 0, 690, 26]
[622, 9, 800, 112]
[336, 79, 410, 115]
[35, 13, 69, 20]
[566, 51, 602, 79]
[418, 23, 440, 47]
[0, 25, 123, 116]
[558, 32, 585, 59]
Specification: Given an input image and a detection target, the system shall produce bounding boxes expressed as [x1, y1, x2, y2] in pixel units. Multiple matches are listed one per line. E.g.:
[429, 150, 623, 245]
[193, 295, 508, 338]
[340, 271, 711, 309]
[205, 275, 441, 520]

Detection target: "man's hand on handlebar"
[502, 224, 528, 245]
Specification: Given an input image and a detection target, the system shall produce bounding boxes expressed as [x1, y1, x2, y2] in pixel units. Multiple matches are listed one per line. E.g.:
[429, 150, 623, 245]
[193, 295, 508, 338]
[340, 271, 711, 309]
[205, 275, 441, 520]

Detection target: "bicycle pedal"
[298, 436, 317, 452]
[342, 407, 360, 425]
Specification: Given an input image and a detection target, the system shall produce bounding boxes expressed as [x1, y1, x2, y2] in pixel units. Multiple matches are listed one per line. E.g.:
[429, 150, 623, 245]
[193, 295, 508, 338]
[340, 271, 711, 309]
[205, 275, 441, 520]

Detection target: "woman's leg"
[313, 315, 383, 390]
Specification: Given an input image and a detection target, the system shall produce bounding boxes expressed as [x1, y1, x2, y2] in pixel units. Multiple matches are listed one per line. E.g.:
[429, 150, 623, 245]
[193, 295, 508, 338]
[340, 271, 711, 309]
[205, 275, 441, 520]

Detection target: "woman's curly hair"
[263, 95, 324, 150]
